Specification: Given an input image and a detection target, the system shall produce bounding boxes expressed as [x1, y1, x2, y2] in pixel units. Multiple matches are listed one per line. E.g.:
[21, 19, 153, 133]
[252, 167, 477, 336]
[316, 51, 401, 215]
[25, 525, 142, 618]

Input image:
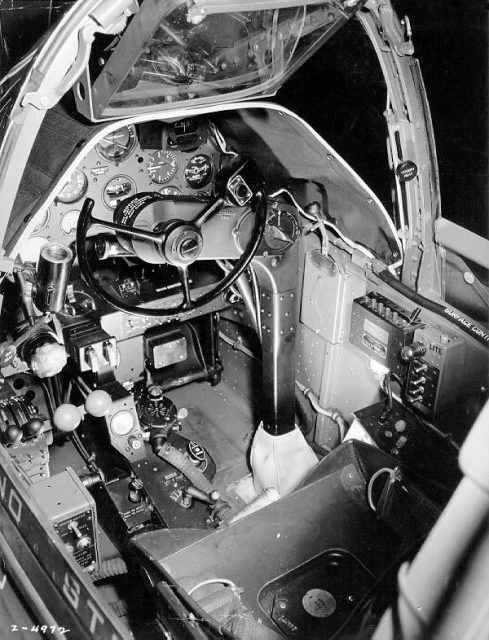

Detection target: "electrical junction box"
[29, 466, 99, 572]
[350, 293, 422, 374]
[144, 327, 187, 369]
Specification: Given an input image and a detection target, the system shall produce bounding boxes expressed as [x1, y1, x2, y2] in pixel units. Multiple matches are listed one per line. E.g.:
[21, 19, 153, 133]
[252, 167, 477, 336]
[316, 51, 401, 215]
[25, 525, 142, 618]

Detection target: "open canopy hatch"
[73, 0, 362, 120]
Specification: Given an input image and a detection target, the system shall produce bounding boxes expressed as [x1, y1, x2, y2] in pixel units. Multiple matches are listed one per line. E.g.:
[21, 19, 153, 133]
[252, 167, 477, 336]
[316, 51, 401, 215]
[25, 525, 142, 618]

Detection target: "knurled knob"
[401, 342, 426, 362]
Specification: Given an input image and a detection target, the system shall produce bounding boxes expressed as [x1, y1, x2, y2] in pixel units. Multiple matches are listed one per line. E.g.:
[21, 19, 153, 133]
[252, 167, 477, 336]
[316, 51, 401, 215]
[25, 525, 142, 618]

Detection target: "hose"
[157, 441, 213, 494]
[375, 266, 489, 349]
[219, 331, 259, 360]
[367, 467, 398, 512]
[188, 578, 239, 597]
[91, 556, 128, 581]
[295, 380, 347, 441]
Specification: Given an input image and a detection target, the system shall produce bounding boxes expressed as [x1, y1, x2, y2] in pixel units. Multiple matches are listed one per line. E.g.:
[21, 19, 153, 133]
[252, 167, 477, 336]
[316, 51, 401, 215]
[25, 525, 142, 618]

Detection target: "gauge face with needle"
[103, 176, 137, 209]
[264, 206, 299, 252]
[184, 154, 213, 189]
[96, 125, 137, 162]
[147, 150, 178, 184]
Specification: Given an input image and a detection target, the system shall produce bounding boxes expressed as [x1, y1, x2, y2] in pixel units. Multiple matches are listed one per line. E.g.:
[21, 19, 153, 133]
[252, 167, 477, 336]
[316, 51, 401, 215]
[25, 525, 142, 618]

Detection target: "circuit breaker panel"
[403, 325, 465, 417]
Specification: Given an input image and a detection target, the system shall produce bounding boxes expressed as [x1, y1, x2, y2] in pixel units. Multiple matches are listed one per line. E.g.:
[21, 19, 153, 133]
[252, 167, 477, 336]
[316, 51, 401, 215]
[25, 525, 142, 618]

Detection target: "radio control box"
[29, 467, 99, 572]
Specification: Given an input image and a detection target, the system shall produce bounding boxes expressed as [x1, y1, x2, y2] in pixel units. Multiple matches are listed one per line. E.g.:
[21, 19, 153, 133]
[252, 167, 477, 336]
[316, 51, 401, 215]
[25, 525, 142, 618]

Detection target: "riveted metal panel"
[299, 248, 382, 446]
[301, 249, 367, 344]
[296, 323, 325, 394]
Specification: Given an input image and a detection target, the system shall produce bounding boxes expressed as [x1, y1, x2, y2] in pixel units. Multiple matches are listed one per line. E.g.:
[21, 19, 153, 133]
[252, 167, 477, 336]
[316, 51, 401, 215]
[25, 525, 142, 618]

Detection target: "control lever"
[0, 313, 51, 368]
[182, 485, 232, 523]
[53, 390, 112, 432]
[182, 485, 221, 507]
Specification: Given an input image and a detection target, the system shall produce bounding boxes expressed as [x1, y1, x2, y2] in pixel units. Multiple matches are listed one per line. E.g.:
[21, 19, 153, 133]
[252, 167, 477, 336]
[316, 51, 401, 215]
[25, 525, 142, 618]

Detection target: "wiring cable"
[367, 467, 398, 512]
[270, 187, 375, 260]
[375, 265, 489, 350]
[188, 578, 239, 597]
[219, 331, 259, 360]
[208, 122, 239, 158]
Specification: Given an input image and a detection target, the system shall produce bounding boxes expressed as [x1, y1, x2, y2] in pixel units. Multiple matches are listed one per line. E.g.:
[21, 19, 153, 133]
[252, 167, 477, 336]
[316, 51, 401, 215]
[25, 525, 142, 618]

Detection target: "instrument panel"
[19, 122, 222, 263]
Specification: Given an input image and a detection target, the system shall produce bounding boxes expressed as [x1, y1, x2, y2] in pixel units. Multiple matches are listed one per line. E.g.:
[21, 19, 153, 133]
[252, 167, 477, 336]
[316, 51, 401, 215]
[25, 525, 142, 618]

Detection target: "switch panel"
[29, 467, 99, 572]
[350, 293, 422, 374]
[353, 400, 460, 490]
[63, 319, 117, 374]
[404, 326, 465, 417]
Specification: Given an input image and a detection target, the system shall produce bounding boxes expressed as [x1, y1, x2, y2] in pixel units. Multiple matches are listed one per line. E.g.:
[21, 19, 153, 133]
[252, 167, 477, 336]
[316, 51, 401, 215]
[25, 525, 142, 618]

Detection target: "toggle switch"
[413, 362, 428, 374]
[84, 346, 99, 373]
[103, 340, 117, 367]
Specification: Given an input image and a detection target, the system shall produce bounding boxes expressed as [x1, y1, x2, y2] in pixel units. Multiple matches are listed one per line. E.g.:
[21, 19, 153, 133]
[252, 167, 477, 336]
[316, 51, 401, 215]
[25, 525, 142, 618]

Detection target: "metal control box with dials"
[404, 326, 466, 417]
[29, 467, 99, 572]
[350, 294, 422, 373]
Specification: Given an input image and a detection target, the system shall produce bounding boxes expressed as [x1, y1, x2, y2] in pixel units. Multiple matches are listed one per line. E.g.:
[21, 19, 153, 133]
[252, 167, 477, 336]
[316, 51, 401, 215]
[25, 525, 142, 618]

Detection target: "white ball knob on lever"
[53, 390, 112, 432]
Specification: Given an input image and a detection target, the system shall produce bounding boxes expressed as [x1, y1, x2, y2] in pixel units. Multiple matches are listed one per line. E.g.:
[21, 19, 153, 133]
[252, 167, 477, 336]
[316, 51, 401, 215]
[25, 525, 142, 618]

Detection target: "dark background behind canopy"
[0, 0, 487, 238]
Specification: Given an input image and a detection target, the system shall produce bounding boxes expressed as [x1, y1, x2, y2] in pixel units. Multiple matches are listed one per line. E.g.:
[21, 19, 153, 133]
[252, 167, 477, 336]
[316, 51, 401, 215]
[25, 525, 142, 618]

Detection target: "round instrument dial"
[60, 210, 80, 236]
[110, 410, 135, 437]
[159, 185, 181, 196]
[147, 150, 178, 184]
[56, 169, 88, 204]
[264, 206, 299, 252]
[103, 175, 136, 209]
[184, 154, 213, 189]
[96, 125, 137, 162]
[33, 209, 50, 233]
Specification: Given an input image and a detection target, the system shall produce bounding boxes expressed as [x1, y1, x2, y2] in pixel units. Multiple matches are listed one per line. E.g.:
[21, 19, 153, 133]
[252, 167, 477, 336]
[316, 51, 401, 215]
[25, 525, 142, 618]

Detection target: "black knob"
[401, 342, 426, 362]
[24, 417, 44, 439]
[4, 424, 22, 445]
[147, 384, 164, 400]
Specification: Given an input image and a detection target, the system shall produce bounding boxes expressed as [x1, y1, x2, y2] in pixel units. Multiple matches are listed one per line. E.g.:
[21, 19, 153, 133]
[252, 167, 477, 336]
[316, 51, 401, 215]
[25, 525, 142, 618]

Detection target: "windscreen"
[87, 2, 346, 117]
